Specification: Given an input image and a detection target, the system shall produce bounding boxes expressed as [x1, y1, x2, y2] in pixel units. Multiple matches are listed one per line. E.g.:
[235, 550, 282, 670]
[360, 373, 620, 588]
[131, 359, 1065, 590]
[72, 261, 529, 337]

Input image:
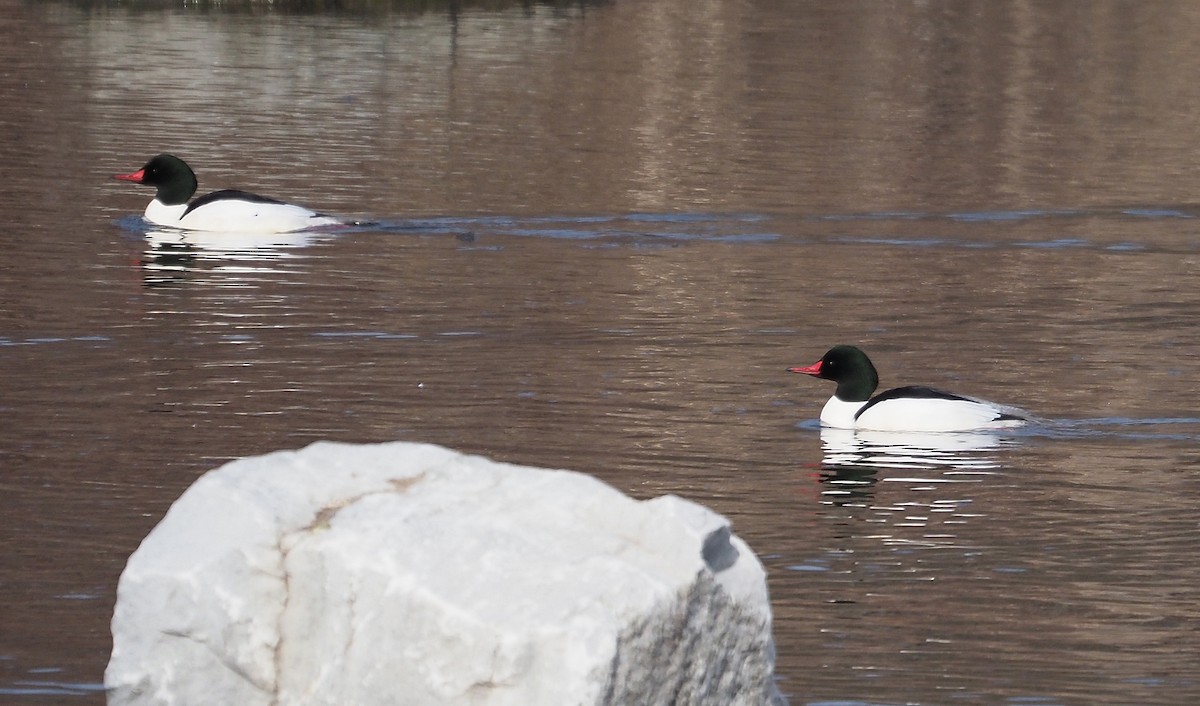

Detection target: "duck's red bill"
[788, 361, 822, 375]
[114, 169, 145, 182]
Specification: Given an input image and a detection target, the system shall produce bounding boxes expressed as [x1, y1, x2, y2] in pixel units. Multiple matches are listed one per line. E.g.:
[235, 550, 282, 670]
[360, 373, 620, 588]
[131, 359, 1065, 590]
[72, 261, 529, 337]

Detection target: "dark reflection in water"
[69, 0, 606, 15]
[4, 1, 1200, 705]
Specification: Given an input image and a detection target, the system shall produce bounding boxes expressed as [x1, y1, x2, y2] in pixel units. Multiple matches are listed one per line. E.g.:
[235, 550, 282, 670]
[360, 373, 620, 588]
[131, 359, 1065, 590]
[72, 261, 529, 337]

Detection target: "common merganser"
[115, 154, 341, 233]
[789, 345, 1028, 432]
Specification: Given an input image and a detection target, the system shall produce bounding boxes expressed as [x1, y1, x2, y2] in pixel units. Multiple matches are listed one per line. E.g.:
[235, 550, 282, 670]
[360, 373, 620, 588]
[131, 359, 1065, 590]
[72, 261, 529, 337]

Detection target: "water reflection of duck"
[142, 227, 329, 255]
[789, 345, 1029, 432]
[818, 427, 1004, 471]
[138, 227, 332, 287]
[115, 154, 342, 233]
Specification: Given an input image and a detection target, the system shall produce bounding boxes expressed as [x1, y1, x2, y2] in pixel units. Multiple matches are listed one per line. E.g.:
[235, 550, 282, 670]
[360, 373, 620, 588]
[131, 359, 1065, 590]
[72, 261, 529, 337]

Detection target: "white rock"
[106, 441, 781, 706]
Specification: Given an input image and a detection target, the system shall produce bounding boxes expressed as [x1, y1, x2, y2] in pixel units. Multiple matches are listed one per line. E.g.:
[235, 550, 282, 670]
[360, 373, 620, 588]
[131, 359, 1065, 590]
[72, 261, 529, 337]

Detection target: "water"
[2, 1, 1200, 704]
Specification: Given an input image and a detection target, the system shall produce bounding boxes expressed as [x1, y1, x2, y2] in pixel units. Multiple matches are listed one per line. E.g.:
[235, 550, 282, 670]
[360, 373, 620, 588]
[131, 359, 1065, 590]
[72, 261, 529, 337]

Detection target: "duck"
[789, 345, 1028, 432]
[115, 154, 342, 233]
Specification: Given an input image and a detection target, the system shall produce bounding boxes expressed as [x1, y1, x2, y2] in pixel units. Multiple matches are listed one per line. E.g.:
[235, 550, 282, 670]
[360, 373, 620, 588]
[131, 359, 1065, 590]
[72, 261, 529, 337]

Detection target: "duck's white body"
[819, 393, 1024, 432]
[144, 197, 340, 234]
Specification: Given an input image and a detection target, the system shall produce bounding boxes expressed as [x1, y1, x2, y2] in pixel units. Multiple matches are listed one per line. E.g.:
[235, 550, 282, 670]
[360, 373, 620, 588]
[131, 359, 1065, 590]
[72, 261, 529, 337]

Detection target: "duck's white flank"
[820, 395, 1023, 432]
[144, 198, 340, 234]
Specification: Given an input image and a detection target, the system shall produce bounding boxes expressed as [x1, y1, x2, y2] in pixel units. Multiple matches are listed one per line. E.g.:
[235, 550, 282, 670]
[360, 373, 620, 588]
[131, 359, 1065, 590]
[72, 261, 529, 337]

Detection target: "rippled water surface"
[3, 1, 1200, 704]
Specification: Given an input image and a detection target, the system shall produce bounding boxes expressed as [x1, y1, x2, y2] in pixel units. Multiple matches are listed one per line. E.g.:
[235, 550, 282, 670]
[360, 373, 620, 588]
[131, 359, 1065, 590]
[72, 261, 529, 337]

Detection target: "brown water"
[3, 1, 1200, 704]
